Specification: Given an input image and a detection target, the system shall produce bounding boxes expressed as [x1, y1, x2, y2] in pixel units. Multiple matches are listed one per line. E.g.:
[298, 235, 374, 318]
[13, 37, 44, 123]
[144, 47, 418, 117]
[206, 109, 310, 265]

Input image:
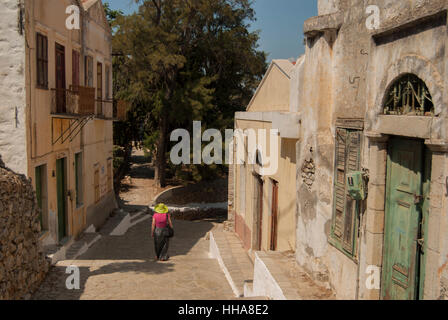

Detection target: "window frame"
[36, 32, 48, 89]
[105, 65, 111, 100]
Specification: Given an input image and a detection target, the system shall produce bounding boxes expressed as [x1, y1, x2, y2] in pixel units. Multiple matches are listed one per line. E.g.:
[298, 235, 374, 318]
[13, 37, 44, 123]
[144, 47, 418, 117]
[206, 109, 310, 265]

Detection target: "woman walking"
[151, 203, 173, 261]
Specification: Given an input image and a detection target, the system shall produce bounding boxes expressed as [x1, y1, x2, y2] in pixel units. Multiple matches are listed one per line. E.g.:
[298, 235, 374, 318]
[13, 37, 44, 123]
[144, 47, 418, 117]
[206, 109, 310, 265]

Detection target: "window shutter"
[36, 33, 48, 88]
[333, 128, 347, 240]
[332, 128, 362, 257]
[44, 36, 48, 87]
[342, 131, 361, 254]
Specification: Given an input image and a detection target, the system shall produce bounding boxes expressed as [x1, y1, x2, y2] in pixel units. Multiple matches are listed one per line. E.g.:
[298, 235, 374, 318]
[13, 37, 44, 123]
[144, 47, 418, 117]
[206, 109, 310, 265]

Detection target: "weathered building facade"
[233, 60, 300, 254]
[0, 0, 118, 248]
[229, 0, 448, 300]
[296, 0, 448, 300]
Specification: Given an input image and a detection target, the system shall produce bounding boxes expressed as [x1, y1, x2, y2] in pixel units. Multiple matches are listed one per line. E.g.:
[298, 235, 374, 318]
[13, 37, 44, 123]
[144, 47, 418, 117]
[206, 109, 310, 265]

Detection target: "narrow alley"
[31, 150, 235, 300]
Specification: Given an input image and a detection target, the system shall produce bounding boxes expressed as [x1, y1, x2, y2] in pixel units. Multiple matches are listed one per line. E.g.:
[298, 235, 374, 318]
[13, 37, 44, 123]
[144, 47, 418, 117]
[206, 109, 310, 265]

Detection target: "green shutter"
[35, 166, 43, 227]
[333, 128, 347, 240]
[332, 129, 362, 257]
[342, 131, 361, 254]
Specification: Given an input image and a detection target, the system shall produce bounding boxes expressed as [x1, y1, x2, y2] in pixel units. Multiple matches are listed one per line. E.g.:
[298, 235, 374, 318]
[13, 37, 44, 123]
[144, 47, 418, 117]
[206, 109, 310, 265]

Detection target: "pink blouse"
[153, 213, 170, 228]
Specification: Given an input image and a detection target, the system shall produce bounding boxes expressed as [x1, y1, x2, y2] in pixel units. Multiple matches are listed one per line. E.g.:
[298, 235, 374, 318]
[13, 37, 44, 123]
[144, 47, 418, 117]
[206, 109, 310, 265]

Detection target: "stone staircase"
[209, 226, 256, 298]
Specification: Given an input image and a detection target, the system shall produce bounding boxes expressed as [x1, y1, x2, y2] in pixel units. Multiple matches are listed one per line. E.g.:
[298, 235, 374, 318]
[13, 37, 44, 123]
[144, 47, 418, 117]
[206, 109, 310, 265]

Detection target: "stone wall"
[0, 0, 28, 175]
[0, 157, 49, 300]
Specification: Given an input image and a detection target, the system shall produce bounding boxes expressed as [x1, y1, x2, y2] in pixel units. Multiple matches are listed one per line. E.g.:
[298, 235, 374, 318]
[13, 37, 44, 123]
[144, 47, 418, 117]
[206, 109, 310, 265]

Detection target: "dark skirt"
[154, 227, 169, 260]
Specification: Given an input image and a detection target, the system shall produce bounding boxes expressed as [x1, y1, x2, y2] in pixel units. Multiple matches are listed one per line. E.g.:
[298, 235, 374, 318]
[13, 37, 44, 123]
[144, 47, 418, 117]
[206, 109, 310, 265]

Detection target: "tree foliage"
[111, 0, 267, 186]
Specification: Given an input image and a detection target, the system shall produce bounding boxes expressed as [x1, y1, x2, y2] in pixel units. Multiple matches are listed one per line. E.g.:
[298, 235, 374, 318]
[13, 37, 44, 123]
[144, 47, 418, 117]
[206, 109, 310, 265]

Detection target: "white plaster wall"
[289, 55, 305, 114]
[252, 253, 286, 300]
[0, 0, 27, 174]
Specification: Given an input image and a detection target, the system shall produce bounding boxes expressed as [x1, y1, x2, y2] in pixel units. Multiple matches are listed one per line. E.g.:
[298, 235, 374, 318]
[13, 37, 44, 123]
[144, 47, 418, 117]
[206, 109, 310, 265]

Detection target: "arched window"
[383, 74, 434, 116]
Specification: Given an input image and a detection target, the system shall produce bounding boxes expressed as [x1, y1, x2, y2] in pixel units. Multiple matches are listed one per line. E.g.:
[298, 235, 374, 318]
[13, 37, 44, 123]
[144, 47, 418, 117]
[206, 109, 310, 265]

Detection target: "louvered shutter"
[332, 128, 362, 256]
[342, 131, 361, 254]
[333, 128, 347, 240]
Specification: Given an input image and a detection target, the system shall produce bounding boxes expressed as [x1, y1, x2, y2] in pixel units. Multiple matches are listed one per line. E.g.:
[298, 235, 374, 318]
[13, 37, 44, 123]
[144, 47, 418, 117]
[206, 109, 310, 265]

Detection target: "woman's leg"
[154, 228, 163, 260]
[160, 235, 170, 261]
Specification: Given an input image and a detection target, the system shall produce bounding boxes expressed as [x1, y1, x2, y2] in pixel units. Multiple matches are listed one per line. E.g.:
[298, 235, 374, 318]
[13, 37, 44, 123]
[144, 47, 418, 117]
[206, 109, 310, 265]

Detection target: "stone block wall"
[0, 157, 49, 300]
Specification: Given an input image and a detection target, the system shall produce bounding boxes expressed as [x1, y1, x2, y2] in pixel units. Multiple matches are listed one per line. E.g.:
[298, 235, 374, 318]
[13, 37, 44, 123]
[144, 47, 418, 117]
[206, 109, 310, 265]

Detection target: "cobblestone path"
[32, 216, 235, 300]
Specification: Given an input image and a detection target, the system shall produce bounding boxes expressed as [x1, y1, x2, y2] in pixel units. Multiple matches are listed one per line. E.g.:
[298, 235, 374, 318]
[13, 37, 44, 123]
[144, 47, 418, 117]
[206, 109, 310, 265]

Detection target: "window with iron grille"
[383, 73, 434, 116]
[36, 33, 48, 88]
[330, 127, 362, 259]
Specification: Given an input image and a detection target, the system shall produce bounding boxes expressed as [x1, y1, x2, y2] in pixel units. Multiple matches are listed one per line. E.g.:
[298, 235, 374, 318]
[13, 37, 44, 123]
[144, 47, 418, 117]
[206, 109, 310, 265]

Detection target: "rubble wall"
[0, 159, 49, 300]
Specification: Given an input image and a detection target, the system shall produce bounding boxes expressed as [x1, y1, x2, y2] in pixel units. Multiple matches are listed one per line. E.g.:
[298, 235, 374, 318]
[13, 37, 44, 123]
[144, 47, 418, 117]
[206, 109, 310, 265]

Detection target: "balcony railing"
[51, 86, 95, 116]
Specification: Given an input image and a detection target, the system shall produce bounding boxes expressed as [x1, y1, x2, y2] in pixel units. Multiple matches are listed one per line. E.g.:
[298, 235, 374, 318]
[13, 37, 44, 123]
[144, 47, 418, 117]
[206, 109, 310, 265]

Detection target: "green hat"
[154, 203, 169, 214]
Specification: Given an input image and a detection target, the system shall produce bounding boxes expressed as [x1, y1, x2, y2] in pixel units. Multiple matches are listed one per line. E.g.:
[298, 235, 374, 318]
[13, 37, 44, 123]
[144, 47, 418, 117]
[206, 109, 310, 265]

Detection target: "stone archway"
[382, 73, 434, 116]
[374, 55, 444, 117]
[366, 55, 446, 143]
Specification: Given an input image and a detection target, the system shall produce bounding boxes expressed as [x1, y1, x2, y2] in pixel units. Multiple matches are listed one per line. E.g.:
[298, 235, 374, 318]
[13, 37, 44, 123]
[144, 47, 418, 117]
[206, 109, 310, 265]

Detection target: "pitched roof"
[272, 59, 294, 78]
[81, 0, 98, 10]
[245, 59, 294, 111]
[81, 0, 112, 35]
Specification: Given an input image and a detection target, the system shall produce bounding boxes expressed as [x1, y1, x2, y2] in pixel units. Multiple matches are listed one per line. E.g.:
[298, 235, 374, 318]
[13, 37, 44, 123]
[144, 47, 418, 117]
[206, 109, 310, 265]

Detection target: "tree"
[103, 2, 123, 22]
[113, 0, 267, 187]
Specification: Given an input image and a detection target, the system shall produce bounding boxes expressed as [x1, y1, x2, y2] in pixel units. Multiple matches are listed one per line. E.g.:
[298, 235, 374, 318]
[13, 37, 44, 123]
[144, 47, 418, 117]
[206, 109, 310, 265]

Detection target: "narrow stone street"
[32, 150, 236, 300]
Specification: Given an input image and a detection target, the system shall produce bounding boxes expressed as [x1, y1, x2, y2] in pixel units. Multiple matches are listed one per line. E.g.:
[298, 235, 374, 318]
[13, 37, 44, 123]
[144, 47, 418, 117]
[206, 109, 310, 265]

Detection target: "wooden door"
[254, 174, 263, 251]
[270, 181, 279, 251]
[57, 158, 67, 241]
[72, 50, 80, 90]
[55, 43, 66, 113]
[381, 137, 425, 300]
[94, 168, 100, 203]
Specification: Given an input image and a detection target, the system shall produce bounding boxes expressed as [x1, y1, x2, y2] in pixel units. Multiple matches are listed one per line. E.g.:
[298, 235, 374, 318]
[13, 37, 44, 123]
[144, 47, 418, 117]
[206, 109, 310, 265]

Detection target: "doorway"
[55, 43, 66, 113]
[381, 137, 431, 300]
[270, 180, 279, 251]
[253, 174, 263, 251]
[56, 158, 68, 241]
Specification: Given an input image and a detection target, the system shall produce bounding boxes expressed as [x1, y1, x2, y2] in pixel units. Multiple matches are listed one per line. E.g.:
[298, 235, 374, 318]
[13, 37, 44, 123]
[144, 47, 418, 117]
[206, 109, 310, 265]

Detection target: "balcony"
[51, 86, 95, 117]
[50, 86, 96, 145]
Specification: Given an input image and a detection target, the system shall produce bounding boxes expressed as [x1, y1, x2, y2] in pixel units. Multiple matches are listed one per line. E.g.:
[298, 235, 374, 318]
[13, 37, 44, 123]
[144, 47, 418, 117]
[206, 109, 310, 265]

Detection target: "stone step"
[210, 230, 254, 298]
